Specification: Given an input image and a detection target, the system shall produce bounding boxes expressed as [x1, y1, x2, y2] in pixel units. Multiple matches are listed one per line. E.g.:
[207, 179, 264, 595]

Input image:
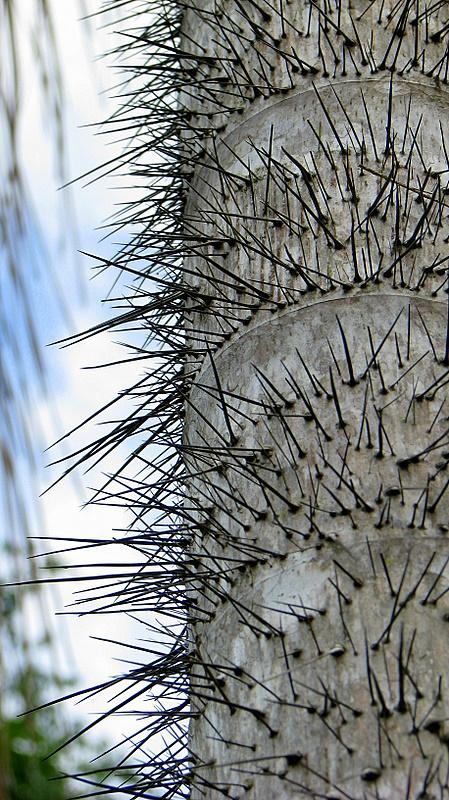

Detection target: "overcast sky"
[13, 0, 147, 768]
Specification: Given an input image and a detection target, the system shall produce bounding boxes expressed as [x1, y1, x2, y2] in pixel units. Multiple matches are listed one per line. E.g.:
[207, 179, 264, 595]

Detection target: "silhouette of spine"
[64, 0, 449, 797]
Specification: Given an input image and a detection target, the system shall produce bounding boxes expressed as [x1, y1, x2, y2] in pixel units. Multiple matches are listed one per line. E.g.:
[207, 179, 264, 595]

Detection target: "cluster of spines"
[46, 0, 449, 797]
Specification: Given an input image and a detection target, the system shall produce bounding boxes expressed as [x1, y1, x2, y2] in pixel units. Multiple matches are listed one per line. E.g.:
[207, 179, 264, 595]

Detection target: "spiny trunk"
[178, 0, 449, 797]
[71, 1, 449, 797]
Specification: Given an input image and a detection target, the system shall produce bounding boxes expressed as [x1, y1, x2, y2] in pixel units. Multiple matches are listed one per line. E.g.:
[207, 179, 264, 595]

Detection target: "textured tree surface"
[178, 0, 449, 798]
[61, 0, 449, 798]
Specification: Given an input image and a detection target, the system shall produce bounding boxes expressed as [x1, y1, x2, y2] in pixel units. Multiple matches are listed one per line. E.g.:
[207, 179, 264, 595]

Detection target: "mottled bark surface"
[180, 0, 449, 797]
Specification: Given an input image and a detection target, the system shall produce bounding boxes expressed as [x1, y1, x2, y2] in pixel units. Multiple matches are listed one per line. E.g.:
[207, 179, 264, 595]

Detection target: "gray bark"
[180, 0, 449, 797]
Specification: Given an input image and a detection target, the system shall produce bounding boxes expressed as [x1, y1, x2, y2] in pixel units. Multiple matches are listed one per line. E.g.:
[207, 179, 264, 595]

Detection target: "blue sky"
[3, 0, 145, 763]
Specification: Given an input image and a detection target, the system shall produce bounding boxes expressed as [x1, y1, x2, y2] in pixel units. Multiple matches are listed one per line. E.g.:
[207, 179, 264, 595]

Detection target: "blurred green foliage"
[0, 3, 84, 795]
[1, 690, 68, 800]
[0, 572, 75, 800]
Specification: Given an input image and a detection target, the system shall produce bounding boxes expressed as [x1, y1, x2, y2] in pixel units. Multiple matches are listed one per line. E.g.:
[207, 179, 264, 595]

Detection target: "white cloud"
[14, 0, 153, 761]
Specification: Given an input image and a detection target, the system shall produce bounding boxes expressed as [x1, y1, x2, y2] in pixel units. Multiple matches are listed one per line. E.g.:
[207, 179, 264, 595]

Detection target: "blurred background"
[0, 2, 138, 795]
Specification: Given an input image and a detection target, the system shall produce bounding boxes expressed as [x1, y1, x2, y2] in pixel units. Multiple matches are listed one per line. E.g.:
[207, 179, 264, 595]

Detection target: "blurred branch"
[0, 2, 87, 796]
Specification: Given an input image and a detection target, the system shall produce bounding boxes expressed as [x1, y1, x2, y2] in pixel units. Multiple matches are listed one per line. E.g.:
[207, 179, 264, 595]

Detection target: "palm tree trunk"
[180, 0, 449, 796]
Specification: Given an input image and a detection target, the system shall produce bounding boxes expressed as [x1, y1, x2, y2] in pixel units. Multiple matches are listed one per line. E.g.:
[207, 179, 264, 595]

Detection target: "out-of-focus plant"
[0, 577, 75, 800]
[1, 0, 66, 538]
[0, 2, 86, 797]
